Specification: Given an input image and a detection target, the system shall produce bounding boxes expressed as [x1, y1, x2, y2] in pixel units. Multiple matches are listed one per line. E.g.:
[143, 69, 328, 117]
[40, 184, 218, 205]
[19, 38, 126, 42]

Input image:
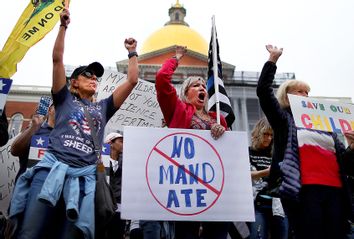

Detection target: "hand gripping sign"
[121, 127, 254, 221]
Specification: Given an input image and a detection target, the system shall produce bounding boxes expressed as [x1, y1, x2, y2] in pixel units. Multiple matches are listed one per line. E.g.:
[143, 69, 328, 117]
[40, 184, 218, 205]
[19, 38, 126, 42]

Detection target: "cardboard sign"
[121, 127, 254, 221]
[288, 94, 354, 133]
[0, 137, 19, 215]
[95, 70, 163, 136]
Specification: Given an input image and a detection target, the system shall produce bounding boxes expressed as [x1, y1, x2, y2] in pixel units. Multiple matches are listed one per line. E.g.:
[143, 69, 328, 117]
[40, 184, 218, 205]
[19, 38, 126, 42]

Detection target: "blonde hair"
[69, 80, 78, 95]
[179, 76, 209, 111]
[276, 80, 310, 108]
[251, 117, 273, 150]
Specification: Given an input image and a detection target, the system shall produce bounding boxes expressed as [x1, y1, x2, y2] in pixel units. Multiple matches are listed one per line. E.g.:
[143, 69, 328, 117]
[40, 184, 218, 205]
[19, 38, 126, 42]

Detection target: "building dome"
[141, 24, 208, 56]
[140, 1, 208, 56]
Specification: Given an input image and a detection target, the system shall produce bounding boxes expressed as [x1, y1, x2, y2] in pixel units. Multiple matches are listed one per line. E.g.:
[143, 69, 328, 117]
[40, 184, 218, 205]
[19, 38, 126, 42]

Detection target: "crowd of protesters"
[0, 7, 353, 239]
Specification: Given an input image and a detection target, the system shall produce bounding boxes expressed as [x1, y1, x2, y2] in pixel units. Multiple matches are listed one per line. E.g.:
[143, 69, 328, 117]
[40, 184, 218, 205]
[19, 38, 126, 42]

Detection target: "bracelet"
[128, 51, 138, 59]
[60, 24, 67, 29]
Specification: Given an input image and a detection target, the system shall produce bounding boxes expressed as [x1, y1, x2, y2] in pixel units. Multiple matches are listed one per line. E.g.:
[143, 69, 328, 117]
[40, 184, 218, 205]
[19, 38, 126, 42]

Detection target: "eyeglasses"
[263, 132, 273, 138]
[80, 71, 95, 79]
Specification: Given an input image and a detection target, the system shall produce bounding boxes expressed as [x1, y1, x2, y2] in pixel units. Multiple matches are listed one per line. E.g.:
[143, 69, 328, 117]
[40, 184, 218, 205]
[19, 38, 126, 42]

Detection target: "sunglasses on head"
[80, 70, 95, 79]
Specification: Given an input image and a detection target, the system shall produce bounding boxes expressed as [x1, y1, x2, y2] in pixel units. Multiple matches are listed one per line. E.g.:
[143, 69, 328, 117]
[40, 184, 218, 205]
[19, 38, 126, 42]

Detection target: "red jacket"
[155, 58, 227, 129]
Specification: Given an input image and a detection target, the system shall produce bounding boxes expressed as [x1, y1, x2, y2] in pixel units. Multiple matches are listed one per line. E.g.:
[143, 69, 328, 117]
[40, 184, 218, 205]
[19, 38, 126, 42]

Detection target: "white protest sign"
[0, 137, 19, 215]
[96, 69, 163, 136]
[288, 94, 354, 133]
[121, 127, 254, 221]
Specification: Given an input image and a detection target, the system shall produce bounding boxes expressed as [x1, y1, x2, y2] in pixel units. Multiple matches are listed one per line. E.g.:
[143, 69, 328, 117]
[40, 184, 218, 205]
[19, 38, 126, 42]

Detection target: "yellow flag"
[0, 0, 65, 78]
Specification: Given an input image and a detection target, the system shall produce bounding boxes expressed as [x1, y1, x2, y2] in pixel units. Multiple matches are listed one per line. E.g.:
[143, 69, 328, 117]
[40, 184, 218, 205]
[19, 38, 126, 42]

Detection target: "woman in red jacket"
[155, 45, 229, 239]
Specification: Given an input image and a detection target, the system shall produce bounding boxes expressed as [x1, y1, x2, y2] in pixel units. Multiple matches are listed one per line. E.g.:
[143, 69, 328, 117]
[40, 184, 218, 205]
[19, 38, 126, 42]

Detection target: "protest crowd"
[1, 3, 354, 239]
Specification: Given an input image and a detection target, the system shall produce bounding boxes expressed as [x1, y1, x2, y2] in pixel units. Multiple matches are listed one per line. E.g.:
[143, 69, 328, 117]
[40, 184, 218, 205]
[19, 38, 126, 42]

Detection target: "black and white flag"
[207, 18, 235, 128]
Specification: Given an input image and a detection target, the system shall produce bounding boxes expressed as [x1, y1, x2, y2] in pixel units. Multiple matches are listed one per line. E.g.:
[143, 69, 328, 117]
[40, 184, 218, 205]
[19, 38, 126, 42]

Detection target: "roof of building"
[141, 25, 208, 56]
[140, 1, 208, 56]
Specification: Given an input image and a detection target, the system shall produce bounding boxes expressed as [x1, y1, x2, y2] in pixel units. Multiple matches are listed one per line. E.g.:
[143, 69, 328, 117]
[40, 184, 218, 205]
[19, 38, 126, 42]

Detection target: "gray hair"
[276, 79, 310, 108]
[179, 76, 209, 111]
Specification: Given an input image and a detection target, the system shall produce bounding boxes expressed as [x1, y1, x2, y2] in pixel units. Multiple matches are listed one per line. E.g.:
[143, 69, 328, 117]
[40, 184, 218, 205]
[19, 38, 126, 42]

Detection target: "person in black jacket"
[0, 108, 9, 147]
[257, 44, 354, 239]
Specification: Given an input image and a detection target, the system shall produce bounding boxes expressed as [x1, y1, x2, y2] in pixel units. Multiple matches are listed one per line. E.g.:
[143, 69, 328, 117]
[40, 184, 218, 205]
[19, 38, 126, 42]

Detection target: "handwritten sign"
[0, 137, 19, 215]
[147, 132, 225, 216]
[121, 127, 254, 221]
[288, 94, 354, 133]
[95, 70, 163, 136]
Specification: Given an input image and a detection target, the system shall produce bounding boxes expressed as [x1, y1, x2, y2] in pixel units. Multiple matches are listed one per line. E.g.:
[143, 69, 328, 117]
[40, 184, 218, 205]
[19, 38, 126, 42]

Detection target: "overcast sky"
[1, 0, 354, 100]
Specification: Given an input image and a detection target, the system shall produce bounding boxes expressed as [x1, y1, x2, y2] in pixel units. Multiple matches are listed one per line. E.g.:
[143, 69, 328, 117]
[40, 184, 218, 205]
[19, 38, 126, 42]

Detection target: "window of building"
[8, 113, 24, 138]
[246, 98, 264, 131]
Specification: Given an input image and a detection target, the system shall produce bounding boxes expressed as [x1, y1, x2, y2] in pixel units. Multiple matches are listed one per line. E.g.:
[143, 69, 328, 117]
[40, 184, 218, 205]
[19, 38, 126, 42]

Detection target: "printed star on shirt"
[0, 80, 6, 91]
[102, 145, 107, 153]
[36, 137, 44, 146]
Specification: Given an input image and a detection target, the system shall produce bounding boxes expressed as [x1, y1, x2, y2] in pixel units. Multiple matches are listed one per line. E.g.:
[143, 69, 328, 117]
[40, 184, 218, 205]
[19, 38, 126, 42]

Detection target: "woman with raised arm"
[7, 8, 138, 239]
[256, 45, 354, 239]
[155, 45, 229, 239]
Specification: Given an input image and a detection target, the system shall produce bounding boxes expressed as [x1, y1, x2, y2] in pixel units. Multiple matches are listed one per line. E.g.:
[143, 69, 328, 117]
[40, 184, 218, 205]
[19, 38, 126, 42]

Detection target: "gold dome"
[141, 24, 208, 56]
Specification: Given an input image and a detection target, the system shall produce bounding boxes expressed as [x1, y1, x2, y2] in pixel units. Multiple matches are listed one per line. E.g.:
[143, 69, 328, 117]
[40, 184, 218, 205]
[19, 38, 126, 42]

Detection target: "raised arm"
[11, 115, 44, 157]
[111, 38, 139, 109]
[266, 45, 283, 64]
[256, 45, 286, 128]
[155, 46, 187, 125]
[52, 9, 70, 94]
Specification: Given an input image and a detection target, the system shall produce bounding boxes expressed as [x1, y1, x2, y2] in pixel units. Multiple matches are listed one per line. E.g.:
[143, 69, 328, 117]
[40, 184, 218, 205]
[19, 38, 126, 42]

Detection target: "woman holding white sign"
[7, 8, 138, 239]
[256, 44, 354, 239]
[156, 46, 229, 239]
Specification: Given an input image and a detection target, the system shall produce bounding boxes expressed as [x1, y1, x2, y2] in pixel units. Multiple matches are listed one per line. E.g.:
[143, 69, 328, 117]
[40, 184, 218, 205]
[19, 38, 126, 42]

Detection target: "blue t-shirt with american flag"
[48, 86, 117, 167]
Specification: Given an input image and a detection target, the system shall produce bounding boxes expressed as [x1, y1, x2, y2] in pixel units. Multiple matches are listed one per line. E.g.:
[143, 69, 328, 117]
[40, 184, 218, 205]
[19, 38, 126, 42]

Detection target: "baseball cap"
[70, 62, 104, 79]
[104, 131, 123, 144]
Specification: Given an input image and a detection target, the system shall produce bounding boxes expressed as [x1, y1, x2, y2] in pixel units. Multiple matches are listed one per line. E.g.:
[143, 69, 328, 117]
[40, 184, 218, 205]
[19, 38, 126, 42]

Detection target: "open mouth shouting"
[198, 92, 206, 103]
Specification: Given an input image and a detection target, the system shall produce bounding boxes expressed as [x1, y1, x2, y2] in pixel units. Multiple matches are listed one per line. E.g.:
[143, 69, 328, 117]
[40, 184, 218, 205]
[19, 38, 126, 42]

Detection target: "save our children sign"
[288, 94, 354, 133]
[121, 127, 254, 221]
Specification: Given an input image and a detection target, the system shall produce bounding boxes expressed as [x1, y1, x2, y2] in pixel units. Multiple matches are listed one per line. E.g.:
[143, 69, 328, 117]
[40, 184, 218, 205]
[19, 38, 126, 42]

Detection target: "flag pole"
[212, 16, 220, 124]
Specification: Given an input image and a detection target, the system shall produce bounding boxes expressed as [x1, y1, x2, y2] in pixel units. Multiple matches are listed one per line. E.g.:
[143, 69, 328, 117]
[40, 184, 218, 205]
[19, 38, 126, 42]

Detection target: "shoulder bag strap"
[80, 102, 102, 163]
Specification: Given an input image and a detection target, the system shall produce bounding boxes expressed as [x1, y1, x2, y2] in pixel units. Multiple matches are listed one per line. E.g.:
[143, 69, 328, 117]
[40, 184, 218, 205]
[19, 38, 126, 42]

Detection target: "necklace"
[195, 110, 211, 121]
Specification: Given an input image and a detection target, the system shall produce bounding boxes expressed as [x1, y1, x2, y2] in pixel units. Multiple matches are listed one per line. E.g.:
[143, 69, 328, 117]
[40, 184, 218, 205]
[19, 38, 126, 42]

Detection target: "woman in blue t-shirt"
[8, 8, 138, 239]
